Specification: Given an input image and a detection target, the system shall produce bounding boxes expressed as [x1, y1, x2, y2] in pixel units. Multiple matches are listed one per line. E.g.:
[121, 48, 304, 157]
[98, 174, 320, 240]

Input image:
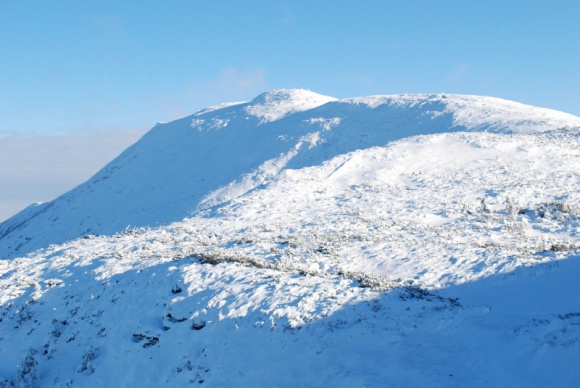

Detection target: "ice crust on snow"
[1, 90, 580, 386]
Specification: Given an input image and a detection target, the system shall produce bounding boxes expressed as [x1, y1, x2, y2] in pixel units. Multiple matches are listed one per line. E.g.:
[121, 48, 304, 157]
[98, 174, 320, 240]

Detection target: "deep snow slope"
[1, 90, 579, 260]
[1, 90, 580, 386]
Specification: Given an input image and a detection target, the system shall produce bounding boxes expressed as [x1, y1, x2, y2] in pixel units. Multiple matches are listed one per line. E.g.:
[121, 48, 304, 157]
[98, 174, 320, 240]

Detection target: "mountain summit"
[1, 90, 580, 386]
[245, 89, 337, 123]
[1, 90, 579, 260]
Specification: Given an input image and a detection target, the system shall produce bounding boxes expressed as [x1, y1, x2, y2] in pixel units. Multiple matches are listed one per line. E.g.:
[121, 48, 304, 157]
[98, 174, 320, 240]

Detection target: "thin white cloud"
[192, 67, 268, 105]
[91, 14, 126, 37]
[447, 62, 470, 84]
[163, 67, 268, 119]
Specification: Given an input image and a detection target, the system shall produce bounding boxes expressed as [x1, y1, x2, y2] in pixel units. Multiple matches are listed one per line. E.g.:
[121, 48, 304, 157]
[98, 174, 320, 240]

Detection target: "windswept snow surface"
[1, 90, 580, 386]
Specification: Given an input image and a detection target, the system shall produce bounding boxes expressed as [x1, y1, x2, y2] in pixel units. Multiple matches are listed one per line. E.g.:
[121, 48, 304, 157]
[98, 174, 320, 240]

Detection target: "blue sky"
[1, 0, 579, 220]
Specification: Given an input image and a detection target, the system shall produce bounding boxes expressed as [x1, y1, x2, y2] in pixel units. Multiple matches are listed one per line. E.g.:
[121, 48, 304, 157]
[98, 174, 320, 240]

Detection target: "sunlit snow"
[1, 90, 579, 386]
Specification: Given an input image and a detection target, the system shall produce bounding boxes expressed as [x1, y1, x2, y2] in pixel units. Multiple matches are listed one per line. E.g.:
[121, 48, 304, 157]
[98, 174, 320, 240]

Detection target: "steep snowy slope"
[1, 127, 580, 386]
[1, 90, 579, 260]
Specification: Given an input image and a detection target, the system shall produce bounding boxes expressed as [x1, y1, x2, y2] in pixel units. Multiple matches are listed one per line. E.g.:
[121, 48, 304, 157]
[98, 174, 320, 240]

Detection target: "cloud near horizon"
[0, 127, 147, 222]
[0, 67, 269, 223]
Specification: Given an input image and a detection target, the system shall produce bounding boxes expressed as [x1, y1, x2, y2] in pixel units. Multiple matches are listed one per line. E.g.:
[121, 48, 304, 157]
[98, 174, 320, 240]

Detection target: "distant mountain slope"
[1, 89, 579, 259]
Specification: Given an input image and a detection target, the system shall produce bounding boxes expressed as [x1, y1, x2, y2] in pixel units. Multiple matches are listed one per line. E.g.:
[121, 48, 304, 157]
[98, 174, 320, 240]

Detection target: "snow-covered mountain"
[1, 90, 580, 386]
[1, 89, 578, 260]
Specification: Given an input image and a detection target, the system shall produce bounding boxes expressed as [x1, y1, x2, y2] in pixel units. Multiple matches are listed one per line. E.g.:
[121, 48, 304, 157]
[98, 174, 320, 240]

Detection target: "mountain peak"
[246, 89, 337, 123]
[251, 88, 334, 103]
